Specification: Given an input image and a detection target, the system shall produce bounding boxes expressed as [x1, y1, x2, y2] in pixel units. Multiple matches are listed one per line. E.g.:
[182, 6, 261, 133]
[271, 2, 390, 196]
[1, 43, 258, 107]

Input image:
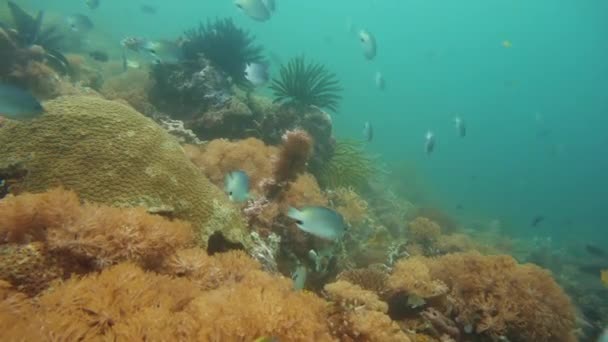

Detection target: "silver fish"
[235, 0, 271, 22]
[67, 14, 94, 33]
[287, 206, 346, 241]
[359, 29, 377, 60]
[425, 131, 435, 155]
[291, 264, 307, 291]
[454, 116, 466, 137]
[375, 71, 385, 90]
[0, 83, 44, 120]
[245, 62, 269, 86]
[363, 121, 373, 142]
[224, 170, 250, 203]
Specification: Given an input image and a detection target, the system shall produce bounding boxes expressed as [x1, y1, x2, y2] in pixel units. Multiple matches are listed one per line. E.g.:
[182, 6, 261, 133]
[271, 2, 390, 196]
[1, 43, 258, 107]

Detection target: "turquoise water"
[26, 0, 608, 243]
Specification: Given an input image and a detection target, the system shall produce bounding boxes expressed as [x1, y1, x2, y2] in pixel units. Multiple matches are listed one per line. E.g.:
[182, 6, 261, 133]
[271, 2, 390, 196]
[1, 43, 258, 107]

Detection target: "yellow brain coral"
[0, 96, 248, 250]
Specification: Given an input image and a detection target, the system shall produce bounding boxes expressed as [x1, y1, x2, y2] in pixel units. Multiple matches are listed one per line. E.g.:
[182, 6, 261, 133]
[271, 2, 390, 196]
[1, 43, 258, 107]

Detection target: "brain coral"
[0, 96, 249, 251]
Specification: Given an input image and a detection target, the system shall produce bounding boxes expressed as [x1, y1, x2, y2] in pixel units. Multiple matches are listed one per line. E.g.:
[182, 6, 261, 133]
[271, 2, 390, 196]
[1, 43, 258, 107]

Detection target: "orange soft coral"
[325, 280, 411, 342]
[387, 257, 448, 300]
[337, 266, 390, 298]
[408, 253, 577, 342]
[407, 217, 441, 246]
[0, 188, 195, 293]
[186, 138, 278, 195]
[329, 187, 369, 226]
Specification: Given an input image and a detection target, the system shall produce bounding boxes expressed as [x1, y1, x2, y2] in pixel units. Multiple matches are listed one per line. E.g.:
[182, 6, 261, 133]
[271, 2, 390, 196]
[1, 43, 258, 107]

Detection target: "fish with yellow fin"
[601, 269, 608, 288]
[253, 337, 279, 342]
[502, 40, 512, 48]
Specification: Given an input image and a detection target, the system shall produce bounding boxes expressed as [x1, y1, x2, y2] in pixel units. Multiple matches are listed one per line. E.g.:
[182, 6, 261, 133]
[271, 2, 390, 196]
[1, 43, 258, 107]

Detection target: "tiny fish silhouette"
[530, 216, 544, 227]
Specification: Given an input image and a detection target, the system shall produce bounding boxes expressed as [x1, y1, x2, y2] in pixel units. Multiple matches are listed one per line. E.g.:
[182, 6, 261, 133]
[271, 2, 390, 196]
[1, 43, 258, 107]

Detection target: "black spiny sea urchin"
[182, 18, 264, 83]
[270, 56, 342, 112]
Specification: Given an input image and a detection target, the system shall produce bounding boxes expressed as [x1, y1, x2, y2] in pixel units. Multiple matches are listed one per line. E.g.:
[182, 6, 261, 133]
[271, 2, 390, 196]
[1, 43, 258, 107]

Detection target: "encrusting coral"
[0, 188, 194, 294]
[0, 96, 250, 251]
[337, 266, 390, 298]
[329, 187, 369, 226]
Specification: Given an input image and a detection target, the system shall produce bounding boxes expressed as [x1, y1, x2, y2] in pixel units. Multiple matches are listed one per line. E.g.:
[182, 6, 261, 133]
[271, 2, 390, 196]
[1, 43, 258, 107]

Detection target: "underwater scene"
[0, 0, 607, 341]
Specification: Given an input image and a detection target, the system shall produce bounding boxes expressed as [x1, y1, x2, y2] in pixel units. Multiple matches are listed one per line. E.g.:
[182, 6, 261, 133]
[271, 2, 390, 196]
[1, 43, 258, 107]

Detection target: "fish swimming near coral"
[359, 29, 377, 60]
[89, 50, 109, 62]
[245, 62, 270, 86]
[454, 116, 466, 137]
[235, 0, 272, 22]
[0, 83, 44, 120]
[586, 244, 606, 257]
[287, 206, 346, 241]
[363, 121, 373, 142]
[425, 131, 435, 155]
[66, 14, 94, 33]
[224, 170, 250, 203]
[292, 264, 307, 290]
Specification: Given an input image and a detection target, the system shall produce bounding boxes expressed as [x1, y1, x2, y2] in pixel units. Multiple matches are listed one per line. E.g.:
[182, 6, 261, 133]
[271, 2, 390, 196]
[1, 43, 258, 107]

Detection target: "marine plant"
[314, 139, 375, 190]
[2, 1, 68, 74]
[182, 18, 264, 83]
[270, 55, 342, 112]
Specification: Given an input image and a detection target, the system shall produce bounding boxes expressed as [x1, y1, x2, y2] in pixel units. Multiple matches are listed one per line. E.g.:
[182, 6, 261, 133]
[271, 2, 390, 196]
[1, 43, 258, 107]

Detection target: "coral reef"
[0, 96, 250, 251]
[328, 187, 369, 226]
[101, 69, 156, 116]
[389, 253, 577, 342]
[414, 207, 459, 234]
[388, 257, 448, 300]
[264, 129, 313, 200]
[148, 57, 234, 122]
[325, 280, 411, 342]
[182, 18, 264, 83]
[0, 188, 194, 294]
[185, 138, 278, 195]
[270, 56, 342, 112]
[337, 266, 390, 298]
[407, 217, 441, 247]
[315, 139, 375, 191]
[0, 255, 334, 341]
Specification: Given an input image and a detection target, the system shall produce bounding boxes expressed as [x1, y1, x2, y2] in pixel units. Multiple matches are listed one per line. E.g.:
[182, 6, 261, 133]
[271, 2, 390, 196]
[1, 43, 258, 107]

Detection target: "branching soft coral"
[404, 253, 578, 342]
[337, 267, 390, 298]
[265, 129, 314, 199]
[185, 138, 278, 195]
[325, 280, 410, 342]
[329, 187, 369, 226]
[0, 188, 194, 293]
[387, 257, 448, 300]
[4, 251, 335, 341]
[407, 217, 441, 247]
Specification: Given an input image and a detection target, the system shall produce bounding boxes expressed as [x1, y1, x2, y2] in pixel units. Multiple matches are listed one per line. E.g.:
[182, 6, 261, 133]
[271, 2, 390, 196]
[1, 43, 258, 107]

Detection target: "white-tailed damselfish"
[287, 206, 346, 241]
[224, 170, 250, 203]
[0, 83, 44, 120]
